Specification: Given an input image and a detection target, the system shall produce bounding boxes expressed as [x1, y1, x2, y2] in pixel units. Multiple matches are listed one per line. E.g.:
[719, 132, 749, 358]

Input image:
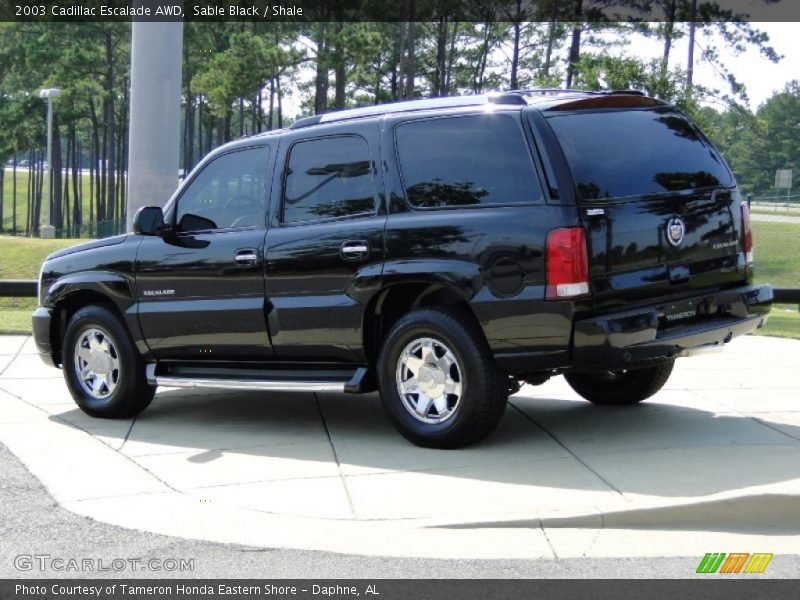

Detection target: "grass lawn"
[0, 310, 37, 335]
[0, 221, 798, 338]
[751, 220, 800, 289]
[0, 235, 81, 334]
[753, 305, 800, 340]
[2, 167, 96, 232]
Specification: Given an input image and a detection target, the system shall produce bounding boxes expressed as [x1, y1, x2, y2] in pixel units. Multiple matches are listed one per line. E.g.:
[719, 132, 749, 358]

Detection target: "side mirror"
[132, 206, 165, 236]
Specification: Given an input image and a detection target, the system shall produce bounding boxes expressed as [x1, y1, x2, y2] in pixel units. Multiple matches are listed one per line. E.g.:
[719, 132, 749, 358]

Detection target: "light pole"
[39, 87, 61, 239]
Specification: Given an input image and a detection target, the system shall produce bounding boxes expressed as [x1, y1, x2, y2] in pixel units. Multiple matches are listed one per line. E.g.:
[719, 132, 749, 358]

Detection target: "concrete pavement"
[1, 334, 799, 560]
[9, 443, 800, 579]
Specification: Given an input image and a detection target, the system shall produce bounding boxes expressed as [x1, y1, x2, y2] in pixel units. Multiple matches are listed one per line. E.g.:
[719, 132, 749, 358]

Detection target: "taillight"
[741, 202, 753, 265]
[545, 227, 590, 300]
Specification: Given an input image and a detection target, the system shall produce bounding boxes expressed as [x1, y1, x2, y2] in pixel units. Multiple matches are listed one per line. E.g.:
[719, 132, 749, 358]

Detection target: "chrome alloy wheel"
[395, 337, 463, 424]
[73, 327, 120, 399]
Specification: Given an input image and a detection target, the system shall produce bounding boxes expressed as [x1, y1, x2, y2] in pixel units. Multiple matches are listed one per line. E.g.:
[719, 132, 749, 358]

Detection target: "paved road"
[4, 442, 799, 579]
[2, 334, 800, 574]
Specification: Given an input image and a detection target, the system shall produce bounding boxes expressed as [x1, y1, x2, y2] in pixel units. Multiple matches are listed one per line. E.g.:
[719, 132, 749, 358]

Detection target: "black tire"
[62, 304, 155, 418]
[377, 306, 508, 449]
[564, 359, 675, 406]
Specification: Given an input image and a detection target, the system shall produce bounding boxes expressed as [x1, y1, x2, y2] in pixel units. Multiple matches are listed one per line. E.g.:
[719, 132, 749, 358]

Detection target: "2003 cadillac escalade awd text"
[32, 90, 773, 448]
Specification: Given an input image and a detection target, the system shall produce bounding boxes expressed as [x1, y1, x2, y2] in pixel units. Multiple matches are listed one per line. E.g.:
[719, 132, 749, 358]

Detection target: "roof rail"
[289, 93, 526, 130]
[604, 89, 646, 96]
[508, 88, 645, 97]
[508, 88, 595, 95]
[290, 115, 323, 129]
[288, 88, 648, 130]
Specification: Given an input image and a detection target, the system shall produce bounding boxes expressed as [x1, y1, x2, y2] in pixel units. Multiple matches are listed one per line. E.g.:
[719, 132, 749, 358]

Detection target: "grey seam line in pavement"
[580, 513, 608, 558]
[119, 415, 137, 451]
[0, 335, 29, 377]
[508, 401, 624, 496]
[749, 417, 800, 442]
[60, 488, 175, 505]
[0, 380, 184, 495]
[122, 438, 325, 459]
[313, 392, 358, 520]
[107, 438, 185, 495]
[185, 473, 346, 491]
[182, 454, 561, 491]
[538, 521, 559, 559]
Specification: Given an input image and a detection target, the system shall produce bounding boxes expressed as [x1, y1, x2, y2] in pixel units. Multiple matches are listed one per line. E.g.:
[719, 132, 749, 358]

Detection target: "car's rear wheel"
[564, 359, 674, 405]
[63, 305, 155, 418]
[377, 307, 507, 448]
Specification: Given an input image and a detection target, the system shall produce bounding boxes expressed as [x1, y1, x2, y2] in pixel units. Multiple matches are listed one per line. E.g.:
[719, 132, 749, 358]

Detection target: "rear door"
[264, 121, 386, 362]
[543, 105, 747, 311]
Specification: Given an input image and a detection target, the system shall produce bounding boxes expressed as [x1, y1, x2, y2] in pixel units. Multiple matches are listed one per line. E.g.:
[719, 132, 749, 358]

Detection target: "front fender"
[44, 270, 136, 310]
[42, 270, 147, 360]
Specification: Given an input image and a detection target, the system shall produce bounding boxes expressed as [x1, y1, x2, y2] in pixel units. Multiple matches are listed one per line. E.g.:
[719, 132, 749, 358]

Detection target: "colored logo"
[666, 217, 685, 246]
[696, 553, 773, 574]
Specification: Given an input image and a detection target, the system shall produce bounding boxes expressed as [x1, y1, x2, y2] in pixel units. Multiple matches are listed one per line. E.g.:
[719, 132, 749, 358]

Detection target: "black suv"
[32, 90, 772, 448]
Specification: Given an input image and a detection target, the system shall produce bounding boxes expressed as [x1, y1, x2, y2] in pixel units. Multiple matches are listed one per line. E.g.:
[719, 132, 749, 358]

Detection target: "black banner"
[1, 580, 798, 600]
[1, 0, 799, 23]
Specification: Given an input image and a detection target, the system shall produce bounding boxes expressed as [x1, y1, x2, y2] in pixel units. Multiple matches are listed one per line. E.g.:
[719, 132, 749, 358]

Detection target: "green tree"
[748, 82, 800, 195]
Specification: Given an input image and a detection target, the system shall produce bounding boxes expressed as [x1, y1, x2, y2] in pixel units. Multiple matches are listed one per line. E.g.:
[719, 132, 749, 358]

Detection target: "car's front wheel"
[377, 307, 508, 448]
[564, 359, 675, 405]
[62, 305, 155, 418]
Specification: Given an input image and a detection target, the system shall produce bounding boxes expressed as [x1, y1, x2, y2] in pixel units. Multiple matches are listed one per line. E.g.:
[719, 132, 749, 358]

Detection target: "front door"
[136, 145, 274, 360]
[265, 124, 386, 362]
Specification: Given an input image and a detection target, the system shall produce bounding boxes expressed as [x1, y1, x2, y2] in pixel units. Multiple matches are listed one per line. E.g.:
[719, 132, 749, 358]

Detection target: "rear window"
[395, 113, 543, 208]
[546, 107, 734, 201]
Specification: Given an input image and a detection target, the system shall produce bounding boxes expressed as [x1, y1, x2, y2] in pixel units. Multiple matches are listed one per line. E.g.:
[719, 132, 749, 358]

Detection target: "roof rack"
[289, 92, 526, 130]
[508, 88, 645, 97]
[288, 88, 646, 130]
[508, 88, 594, 96]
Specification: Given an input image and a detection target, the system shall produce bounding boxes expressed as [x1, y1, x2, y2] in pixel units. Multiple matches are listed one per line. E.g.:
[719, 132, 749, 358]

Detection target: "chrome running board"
[145, 364, 361, 393]
[153, 376, 346, 393]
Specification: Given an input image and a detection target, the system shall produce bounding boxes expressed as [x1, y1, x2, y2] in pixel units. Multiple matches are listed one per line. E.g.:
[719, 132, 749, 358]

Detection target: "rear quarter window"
[395, 113, 543, 209]
[546, 107, 734, 201]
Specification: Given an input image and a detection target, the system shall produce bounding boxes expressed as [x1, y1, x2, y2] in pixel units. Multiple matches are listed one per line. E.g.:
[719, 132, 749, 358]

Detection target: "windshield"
[546, 107, 735, 201]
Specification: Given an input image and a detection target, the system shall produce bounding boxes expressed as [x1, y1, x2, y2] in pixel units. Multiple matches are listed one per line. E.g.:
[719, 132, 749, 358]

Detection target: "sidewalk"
[1, 335, 799, 559]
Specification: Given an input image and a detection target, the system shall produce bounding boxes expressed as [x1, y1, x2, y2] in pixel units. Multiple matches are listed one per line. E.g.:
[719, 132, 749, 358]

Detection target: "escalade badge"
[666, 217, 685, 247]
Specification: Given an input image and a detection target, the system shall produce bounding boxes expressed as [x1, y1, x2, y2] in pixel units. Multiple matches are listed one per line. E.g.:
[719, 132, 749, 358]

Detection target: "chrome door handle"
[341, 241, 369, 260]
[234, 249, 259, 265]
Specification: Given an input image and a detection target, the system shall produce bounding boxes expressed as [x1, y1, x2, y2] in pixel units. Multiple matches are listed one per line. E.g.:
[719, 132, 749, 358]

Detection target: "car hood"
[46, 234, 129, 261]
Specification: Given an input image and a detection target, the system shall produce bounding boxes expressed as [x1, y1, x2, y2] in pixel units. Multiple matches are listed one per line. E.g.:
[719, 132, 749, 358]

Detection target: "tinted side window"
[546, 107, 735, 200]
[176, 146, 269, 231]
[395, 114, 542, 208]
[283, 136, 375, 223]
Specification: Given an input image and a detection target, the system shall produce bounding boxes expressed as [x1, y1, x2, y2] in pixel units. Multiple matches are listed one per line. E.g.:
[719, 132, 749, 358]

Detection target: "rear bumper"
[571, 284, 772, 371]
[31, 307, 56, 367]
